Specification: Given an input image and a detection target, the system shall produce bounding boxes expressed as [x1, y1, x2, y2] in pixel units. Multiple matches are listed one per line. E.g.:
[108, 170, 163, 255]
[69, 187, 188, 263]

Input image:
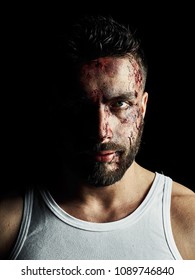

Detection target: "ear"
[141, 92, 148, 118]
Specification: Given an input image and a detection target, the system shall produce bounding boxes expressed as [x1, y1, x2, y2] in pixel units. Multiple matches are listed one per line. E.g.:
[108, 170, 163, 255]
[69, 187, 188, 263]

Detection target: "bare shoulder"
[0, 191, 23, 259]
[171, 181, 195, 260]
[171, 181, 195, 220]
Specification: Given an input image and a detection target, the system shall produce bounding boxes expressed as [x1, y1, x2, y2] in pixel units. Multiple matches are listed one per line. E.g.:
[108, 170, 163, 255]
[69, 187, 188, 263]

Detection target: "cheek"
[116, 107, 142, 140]
[120, 106, 142, 127]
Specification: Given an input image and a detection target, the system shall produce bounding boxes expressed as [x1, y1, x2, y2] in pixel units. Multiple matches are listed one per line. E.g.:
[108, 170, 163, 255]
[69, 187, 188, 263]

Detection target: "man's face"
[61, 56, 148, 187]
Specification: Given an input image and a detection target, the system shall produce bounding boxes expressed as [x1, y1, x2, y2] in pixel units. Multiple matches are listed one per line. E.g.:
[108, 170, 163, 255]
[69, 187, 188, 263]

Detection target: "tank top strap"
[162, 175, 183, 260]
[9, 187, 34, 260]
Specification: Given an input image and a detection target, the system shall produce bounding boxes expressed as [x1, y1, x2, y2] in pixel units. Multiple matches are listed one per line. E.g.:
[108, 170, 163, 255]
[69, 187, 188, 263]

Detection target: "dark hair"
[54, 14, 148, 91]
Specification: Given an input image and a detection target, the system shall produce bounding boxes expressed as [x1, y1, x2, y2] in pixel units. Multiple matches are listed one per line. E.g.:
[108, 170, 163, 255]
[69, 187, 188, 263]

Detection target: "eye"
[110, 100, 130, 110]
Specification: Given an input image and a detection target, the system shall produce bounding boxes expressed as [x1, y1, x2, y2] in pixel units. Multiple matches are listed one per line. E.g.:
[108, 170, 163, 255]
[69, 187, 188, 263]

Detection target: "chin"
[84, 159, 133, 187]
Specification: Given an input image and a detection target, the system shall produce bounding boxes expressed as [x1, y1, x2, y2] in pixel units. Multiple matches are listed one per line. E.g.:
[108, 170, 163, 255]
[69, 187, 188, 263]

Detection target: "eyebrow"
[77, 91, 138, 105]
[104, 91, 137, 102]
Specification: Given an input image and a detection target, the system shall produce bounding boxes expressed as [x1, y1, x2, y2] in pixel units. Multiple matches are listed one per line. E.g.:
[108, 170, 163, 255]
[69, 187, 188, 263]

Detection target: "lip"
[94, 150, 116, 163]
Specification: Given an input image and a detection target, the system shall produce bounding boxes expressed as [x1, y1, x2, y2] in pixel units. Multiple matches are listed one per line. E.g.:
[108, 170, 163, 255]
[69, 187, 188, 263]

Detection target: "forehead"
[80, 56, 135, 78]
[79, 56, 142, 97]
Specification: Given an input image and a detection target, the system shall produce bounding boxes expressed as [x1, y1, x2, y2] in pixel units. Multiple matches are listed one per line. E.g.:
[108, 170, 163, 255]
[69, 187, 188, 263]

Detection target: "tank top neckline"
[40, 172, 163, 231]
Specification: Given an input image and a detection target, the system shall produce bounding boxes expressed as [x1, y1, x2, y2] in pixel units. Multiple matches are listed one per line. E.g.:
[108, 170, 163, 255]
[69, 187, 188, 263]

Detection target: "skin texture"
[0, 56, 195, 260]
[79, 57, 144, 152]
[64, 56, 148, 187]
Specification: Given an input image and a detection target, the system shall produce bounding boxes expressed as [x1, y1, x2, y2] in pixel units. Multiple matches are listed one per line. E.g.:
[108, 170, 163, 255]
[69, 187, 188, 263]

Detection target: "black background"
[3, 2, 195, 192]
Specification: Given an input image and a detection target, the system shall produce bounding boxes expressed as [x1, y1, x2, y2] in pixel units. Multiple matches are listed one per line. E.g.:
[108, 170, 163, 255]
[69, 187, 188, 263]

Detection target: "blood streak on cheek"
[127, 106, 142, 131]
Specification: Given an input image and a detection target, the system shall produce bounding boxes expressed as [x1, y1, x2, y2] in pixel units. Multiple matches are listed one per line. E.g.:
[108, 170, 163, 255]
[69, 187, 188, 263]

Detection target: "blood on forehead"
[80, 57, 119, 78]
[130, 59, 143, 89]
[78, 58, 121, 102]
[79, 57, 143, 101]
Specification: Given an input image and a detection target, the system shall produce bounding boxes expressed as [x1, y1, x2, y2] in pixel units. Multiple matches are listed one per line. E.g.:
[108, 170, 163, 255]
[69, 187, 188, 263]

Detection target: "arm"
[0, 193, 23, 259]
[171, 182, 195, 260]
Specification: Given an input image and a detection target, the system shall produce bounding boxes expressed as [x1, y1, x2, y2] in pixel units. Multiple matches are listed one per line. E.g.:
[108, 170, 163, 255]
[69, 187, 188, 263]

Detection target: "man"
[0, 15, 195, 260]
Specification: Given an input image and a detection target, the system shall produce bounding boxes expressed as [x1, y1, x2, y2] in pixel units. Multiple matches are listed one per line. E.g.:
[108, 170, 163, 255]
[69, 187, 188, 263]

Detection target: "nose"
[74, 103, 113, 144]
[96, 105, 113, 142]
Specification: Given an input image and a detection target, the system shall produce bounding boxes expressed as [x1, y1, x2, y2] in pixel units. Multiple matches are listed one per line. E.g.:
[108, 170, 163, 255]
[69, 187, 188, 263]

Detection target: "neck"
[77, 162, 141, 206]
[51, 162, 155, 222]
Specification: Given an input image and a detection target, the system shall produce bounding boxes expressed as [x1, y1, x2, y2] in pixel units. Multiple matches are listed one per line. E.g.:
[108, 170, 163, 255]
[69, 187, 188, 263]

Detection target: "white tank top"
[9, 172, 183, 260]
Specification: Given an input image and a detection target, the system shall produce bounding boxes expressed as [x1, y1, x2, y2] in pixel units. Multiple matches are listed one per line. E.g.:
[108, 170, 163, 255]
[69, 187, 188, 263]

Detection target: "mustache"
[80, 142, 126, 154]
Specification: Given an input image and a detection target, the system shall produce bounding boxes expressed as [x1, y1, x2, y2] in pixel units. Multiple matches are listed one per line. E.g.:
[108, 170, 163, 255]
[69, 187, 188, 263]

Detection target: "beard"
[65, 119, 144, 187]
